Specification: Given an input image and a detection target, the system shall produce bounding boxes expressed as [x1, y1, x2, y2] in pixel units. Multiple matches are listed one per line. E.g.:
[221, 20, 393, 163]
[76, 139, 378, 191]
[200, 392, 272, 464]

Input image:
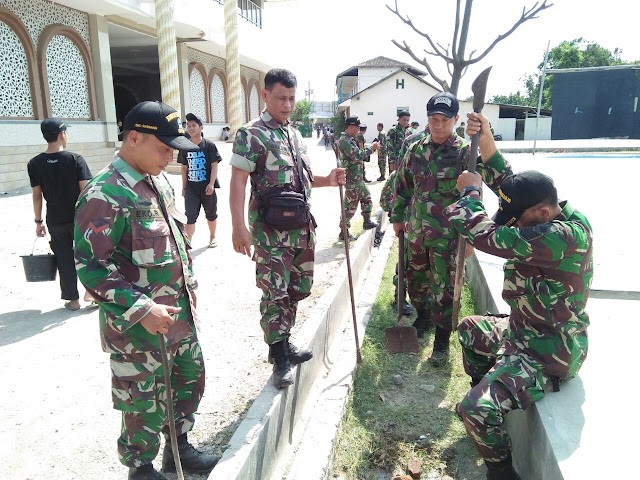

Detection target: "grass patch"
[331, 241, 482, 480]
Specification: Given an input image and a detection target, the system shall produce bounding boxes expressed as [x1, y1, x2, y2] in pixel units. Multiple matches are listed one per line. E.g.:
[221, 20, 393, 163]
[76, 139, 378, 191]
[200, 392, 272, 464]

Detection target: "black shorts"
[184, 184, 218, 224]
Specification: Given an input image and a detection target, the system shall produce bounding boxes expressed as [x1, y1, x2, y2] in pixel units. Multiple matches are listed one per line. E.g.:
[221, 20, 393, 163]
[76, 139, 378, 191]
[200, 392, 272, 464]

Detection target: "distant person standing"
[355, 123, 371, 183]
[337, 116, 380, 240]
[410, 121, 420, 135]
[27, 118, 93, 310]
[387, 111, 410, 172]
[456, 121, 466, 138]
[178, 113, 222, 247]
[376, 122, 388, 181]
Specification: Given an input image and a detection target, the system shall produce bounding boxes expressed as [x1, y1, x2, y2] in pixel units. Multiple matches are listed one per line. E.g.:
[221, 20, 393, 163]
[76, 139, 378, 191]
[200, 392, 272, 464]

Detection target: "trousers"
[48, 222, 79, 300]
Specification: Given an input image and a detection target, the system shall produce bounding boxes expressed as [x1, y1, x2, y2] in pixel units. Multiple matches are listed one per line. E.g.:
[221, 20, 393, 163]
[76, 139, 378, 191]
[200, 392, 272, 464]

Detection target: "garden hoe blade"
[385, 231, 419, 353]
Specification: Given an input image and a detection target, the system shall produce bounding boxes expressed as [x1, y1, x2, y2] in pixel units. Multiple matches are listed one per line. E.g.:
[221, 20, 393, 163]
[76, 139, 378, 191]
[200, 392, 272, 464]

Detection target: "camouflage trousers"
[388, 157, 397, 172]
[254, 243, 314, 344]
[406, 235, 457, 330]
[343, 181, 372, 228]
[378, 153, 387, 177]
[457, 315, 548, 462]
[110, 330, 205, 467]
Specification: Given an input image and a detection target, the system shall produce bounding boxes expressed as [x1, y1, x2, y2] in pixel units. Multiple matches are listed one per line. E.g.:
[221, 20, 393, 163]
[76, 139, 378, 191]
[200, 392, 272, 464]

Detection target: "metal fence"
[211, 0, 262, 28]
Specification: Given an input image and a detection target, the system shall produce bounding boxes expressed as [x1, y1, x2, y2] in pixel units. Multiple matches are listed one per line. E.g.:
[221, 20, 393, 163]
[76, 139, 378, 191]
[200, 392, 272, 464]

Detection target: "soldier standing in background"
[391, 92, 470, 366]
[355, 123, 372, 183]
[337, 116, 380, 241]
[376, 122, 387, 181]
[74, 101, 219, 480]
[229, 68, 345, 389]
[446, 112, 593, 480]
[386, 110, 410, 173]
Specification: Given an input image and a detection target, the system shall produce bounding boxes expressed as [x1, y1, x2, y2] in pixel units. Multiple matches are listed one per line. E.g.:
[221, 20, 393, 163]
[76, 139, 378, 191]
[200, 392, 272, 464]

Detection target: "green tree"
[526, 38, 625, 109]
[489, 91, 533, 107]
[291, 98, 312, 125]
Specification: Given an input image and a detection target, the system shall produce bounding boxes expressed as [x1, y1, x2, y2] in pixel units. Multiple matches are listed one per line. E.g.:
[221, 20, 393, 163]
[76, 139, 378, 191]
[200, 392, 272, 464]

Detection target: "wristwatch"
[34, 219, 43, 224]
[461, 185, 481, 197]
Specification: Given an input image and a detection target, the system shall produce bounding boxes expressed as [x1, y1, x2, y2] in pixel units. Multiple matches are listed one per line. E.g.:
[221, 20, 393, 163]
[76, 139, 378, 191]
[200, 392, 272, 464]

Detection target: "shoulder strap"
[291, 130, 308, 201]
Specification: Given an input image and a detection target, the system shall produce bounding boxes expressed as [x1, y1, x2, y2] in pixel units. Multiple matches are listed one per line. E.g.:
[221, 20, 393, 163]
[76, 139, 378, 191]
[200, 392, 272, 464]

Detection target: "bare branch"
[387, 0, 449, 58]
[468, 0, 554, 65]
[392, 39, 449, 91]
[423, 48, 442, 58]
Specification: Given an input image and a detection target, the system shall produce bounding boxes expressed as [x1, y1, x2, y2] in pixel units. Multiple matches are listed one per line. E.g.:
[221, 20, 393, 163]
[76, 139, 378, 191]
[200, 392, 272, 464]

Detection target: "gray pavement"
[0, 134, 386, 479]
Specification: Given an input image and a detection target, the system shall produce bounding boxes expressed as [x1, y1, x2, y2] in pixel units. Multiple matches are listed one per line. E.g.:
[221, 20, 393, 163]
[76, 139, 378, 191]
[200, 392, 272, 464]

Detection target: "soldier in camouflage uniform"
[386, 110, 410, 173]
[355, 124, 372, 183]
[337, 116, 380, 241]
[390, 93, 470, 365]
[445, 112, 593, 480]
[74, 102, 219, 480]
[375, 122, 388, 181]
[229, 69, 345, 390]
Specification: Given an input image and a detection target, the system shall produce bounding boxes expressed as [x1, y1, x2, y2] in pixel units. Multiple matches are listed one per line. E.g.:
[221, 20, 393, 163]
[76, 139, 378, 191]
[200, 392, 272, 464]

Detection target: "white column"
[224, 0, 242, 141]
[155, 0, 182, 112]
[88, 15, 117, 142]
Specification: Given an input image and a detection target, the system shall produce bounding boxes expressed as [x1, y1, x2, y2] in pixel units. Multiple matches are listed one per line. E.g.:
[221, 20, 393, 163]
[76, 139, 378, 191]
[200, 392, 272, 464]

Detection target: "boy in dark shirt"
[27, 118, 93, 310]
[177, 113, 223, 247]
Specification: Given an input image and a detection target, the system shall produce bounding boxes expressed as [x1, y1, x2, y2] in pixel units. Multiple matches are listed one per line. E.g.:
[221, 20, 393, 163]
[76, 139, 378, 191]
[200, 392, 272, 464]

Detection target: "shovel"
[385, 231, 419, 353]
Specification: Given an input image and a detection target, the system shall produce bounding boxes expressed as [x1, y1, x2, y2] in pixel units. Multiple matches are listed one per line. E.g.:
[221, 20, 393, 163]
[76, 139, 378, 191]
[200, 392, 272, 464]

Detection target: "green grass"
[331, 241, 483, 480]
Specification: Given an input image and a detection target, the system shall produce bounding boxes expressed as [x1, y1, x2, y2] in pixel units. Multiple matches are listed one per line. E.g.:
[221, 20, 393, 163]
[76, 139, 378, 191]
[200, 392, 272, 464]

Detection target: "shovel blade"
[384, 326, 420, 353]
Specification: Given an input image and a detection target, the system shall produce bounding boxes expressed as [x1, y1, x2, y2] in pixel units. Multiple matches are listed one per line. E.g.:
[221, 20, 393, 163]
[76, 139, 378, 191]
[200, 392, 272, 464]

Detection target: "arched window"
[240, 80, 247, 124]
[249, 82, 260, 120]
[189, 63, 208, 122]
[210, 72, 227, 123]
[0, 19, 33, 117]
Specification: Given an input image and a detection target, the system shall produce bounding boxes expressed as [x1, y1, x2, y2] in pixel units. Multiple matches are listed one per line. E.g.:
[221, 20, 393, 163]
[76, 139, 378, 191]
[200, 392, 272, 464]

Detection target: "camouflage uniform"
[74, 157, 204, 467]
[456, 124, 465, 138]
[376, 129, 387, 178]
[230, 111, 315, 345]
[386, 123, 408, 169]
[337, 132, 374, 228]
[444, 150, 593, 463]
[355, 130, 370, 179]
[390, 132, 469, 331]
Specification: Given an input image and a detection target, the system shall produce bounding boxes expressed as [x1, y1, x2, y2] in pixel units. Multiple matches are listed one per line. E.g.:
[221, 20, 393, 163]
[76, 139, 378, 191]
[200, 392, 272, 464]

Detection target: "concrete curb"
[208, 216, 385, 480]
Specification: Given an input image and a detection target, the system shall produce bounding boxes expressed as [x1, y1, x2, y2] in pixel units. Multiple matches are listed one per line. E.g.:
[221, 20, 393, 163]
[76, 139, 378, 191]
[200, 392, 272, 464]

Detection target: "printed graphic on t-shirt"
[186, 150, 208, 182]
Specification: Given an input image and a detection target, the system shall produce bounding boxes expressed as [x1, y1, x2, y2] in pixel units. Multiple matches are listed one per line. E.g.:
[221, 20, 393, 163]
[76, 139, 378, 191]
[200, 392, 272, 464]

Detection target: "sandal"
[208, 239, 218, 248]
[64, 301, 81, 311]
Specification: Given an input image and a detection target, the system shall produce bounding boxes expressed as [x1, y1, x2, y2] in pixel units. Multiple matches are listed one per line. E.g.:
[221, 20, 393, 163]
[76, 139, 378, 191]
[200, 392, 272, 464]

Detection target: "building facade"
[0, 0, 272, 191]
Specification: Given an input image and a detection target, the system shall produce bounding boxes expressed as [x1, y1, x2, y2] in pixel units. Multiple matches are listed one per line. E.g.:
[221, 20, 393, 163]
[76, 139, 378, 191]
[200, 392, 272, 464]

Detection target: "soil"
[0, 137, 385, 480]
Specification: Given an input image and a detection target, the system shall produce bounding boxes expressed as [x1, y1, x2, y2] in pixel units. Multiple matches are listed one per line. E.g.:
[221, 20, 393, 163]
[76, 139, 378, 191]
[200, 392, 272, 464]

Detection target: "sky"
[259, 0, 640, 102]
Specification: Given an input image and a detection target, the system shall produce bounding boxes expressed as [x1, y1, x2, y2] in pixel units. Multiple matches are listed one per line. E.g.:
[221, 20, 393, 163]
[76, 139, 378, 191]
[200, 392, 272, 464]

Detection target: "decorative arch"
[0, 7, 43, 118]
[247, 78, 261, 120]
[37, 24, 97, 119]
[188, 62, 209, 122]
[208, 68, 228, 123]
[240, 76, 249, 123]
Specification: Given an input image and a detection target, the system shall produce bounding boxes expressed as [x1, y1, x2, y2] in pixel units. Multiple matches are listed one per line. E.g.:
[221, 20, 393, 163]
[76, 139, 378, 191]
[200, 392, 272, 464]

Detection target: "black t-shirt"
[27, 151, 92, 225]
[177, 138, 222, 189]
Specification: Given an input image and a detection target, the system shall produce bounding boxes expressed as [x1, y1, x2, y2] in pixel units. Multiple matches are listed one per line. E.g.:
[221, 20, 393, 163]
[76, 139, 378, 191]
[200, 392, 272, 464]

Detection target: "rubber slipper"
[85, 301, 99, 309]
[64, 301, 81, 311]
[208, 239, 218, 248]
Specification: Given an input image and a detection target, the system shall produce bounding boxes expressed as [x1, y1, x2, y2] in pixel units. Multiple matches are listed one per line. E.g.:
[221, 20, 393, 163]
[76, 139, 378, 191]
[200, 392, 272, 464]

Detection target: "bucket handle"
[32, 236, 53, 256]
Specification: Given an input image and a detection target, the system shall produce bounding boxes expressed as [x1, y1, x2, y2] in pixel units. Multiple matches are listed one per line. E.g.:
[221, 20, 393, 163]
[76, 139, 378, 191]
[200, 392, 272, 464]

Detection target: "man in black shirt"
[177, 113, 223, 247]
[27, 118, 93, 310]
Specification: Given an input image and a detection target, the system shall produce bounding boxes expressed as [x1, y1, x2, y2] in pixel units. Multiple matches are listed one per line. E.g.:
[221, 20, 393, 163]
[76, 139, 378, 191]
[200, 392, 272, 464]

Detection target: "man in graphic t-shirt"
[27, 118, 93, 310]
[177, 113, 223, 247]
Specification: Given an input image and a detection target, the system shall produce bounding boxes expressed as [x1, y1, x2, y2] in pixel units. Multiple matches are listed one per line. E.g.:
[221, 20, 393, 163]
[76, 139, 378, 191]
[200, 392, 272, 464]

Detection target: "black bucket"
[21, 238, 57, 282]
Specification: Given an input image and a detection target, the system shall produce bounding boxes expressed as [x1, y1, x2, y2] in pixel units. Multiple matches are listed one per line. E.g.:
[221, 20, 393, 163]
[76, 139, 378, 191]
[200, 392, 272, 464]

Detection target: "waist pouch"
[259, 190, 310, 230]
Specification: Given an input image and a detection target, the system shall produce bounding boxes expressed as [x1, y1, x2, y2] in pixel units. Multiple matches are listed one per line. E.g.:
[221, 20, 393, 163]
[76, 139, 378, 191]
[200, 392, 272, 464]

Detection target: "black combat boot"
[485, 455, 521, 480]
[338, 230, 355, 242]
[268, 340, 293, 389]
[412, 309, 432, 338]
[162, 432, 220, 474]
[362, 214, 378, 230]
[287, 340, 313, 365]
[129, 464, 167, 480]
[430, 327, 451, 366]
[377, 175, 385, 181]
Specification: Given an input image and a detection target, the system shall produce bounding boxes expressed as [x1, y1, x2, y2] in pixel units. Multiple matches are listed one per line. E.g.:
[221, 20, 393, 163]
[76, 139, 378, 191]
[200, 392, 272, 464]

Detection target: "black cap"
[345, 116, 361, 126]
[41, 118, 69, 134]
[427, 92, 459, 118]
[123, 101, 199, 151]
[493, 170, 557, 226]
[398, 110, 410, 118]
[185, 112, 203, 126]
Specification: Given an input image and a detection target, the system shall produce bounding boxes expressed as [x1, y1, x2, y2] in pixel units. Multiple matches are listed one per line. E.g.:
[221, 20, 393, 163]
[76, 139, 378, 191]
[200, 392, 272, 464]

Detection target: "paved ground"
[0, 134, 386, 480]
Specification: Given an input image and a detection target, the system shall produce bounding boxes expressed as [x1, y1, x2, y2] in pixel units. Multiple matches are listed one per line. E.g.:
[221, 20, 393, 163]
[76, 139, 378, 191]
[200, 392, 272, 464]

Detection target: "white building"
[335, 56, 502, 143]
[0, 0, 275, 192]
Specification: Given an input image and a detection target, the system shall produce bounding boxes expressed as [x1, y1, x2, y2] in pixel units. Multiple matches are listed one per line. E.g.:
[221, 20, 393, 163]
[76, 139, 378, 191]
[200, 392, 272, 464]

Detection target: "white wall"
[524, 117, 552, 141]
[496, 118, 516, 141]
[357, 67, 401, 91]
[0, 120, 110, 146]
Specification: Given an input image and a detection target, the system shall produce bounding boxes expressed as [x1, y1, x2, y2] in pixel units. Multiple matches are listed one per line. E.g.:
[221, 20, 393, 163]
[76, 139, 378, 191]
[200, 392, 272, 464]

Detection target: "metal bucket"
[21, 237, 57, 282]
